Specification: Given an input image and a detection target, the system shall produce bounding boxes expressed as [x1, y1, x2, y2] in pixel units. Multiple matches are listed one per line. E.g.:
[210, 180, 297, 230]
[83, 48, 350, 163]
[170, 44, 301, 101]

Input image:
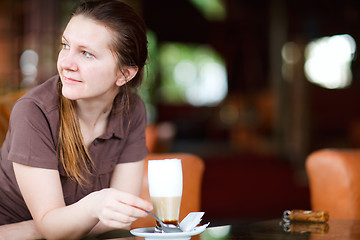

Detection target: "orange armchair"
[131, 153, 205, 229]
[0, 89, 28, 145]
[306, 148, 360, 219]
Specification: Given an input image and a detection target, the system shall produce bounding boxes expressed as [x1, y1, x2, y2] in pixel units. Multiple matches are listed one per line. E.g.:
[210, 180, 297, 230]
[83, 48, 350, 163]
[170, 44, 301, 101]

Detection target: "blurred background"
[1, 0, 360, 223]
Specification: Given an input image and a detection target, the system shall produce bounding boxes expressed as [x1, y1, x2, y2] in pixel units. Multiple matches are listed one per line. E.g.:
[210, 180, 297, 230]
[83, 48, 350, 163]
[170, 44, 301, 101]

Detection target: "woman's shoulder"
[130, 92, 145, 107]
[113, 92, 145, 113]
[17, 75, 60, 113]
[129, 92, 146, 115]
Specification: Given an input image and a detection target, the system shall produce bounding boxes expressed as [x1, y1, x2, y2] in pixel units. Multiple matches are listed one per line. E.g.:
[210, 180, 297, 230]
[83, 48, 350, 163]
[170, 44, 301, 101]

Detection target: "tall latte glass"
[148, 159, 183, 231]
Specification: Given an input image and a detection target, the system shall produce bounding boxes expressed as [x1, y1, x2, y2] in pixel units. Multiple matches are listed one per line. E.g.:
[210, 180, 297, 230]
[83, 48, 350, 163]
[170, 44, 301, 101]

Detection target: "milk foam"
[148, 159, 183, 197]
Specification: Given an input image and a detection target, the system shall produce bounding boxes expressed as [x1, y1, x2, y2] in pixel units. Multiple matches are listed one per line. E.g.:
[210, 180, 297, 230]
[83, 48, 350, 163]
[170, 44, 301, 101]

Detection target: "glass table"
[92, 218, 360, 240]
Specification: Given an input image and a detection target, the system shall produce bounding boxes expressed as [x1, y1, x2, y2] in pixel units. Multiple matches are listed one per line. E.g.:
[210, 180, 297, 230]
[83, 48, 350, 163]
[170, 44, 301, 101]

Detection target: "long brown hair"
[57, 0, 148, 185]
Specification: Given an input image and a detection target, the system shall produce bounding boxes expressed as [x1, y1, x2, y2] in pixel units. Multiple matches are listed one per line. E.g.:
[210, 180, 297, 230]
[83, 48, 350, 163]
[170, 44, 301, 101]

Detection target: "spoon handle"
[146, 211, 162, 223]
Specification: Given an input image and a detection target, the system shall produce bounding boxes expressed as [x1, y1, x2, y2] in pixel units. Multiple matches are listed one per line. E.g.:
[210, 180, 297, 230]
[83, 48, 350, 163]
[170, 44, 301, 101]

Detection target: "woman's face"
[57, 15, 124, 101]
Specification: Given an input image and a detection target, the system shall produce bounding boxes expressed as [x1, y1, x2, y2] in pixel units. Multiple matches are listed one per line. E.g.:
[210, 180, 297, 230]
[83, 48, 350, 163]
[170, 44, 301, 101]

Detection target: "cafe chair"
[306, 148, 360, 219]
[145, 122, 176, 153]
[145, 124, 158, 153]
[0, 89, 28, 145]
[131, 153, 205, 229]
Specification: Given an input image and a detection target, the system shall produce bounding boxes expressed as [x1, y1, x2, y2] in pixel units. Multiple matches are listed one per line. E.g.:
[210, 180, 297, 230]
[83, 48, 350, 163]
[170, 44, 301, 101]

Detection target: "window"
[304, 34, 356, 89]
[158, 43, 228, 106]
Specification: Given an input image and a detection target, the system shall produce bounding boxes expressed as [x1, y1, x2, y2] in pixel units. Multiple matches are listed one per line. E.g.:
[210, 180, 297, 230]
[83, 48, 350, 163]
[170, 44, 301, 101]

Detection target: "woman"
[0, 0, 153, 239]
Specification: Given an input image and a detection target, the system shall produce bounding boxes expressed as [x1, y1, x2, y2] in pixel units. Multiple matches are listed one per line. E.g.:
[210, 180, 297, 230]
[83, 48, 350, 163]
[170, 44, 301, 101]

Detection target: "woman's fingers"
[98, 209, 136, 228]
[115, 191, 153, 214]
[91, 188, 152, 228]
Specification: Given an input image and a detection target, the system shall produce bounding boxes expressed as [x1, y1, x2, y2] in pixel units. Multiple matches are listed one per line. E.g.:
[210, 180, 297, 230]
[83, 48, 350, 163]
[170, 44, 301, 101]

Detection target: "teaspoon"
[146, 211, 183, 233]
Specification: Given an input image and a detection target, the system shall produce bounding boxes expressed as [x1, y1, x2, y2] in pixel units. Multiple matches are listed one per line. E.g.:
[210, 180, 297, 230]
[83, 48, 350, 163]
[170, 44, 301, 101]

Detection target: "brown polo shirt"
[0, 75, 148, 224]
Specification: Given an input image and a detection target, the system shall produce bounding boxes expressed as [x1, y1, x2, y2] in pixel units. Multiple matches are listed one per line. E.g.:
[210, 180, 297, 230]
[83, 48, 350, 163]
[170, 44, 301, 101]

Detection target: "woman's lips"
[63, 76, 81, 83]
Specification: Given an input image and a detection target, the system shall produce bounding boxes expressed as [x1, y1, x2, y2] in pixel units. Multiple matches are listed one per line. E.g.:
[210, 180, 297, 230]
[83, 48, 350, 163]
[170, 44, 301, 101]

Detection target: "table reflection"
[281, 221, 329, 234]
[229, 219, 360, 240]
[92, 218, 360, 240]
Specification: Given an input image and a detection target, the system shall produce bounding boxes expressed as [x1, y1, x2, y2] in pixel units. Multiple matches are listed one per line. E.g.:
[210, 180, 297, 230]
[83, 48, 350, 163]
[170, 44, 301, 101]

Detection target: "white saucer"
[130, 225, 207, 240]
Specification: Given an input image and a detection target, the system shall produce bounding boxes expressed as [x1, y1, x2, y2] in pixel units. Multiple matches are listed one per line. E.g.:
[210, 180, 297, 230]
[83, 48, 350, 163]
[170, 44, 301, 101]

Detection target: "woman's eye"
[83, 51, 94, 58]
[61, 43, 69, 49]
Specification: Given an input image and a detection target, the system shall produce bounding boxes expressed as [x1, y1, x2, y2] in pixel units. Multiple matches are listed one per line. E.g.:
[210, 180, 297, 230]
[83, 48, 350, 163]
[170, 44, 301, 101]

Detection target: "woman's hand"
[87, 188, 152, 230]
[89, 160, 152, 236]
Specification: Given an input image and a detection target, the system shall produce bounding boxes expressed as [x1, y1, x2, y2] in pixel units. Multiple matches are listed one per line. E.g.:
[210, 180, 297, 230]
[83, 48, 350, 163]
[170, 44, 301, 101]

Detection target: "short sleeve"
[118, 97, 148, 163]
[6, 99, 58, 169]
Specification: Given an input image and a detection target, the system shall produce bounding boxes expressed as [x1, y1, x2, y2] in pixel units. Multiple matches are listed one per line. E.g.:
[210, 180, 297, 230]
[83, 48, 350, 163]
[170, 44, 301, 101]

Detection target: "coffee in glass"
[148, 159, 183, 230]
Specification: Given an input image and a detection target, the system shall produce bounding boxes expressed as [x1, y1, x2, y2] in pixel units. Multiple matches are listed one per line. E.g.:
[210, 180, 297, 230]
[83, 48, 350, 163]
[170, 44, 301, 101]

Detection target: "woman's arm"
[13, 163, 98, 239]
[0, 220, 42, 240]
[110, 160, 145, 195]
[13, 162, 151, 239]
[89, 160, 151, 235]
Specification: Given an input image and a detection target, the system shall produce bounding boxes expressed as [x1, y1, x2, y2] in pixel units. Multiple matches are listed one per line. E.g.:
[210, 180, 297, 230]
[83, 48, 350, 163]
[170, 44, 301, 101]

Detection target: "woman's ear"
[116, 66, 139, 87]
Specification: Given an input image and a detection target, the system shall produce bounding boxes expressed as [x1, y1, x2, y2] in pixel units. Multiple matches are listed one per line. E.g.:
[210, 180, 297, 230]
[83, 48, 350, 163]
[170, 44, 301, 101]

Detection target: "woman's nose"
[59, 52, 78, 72]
